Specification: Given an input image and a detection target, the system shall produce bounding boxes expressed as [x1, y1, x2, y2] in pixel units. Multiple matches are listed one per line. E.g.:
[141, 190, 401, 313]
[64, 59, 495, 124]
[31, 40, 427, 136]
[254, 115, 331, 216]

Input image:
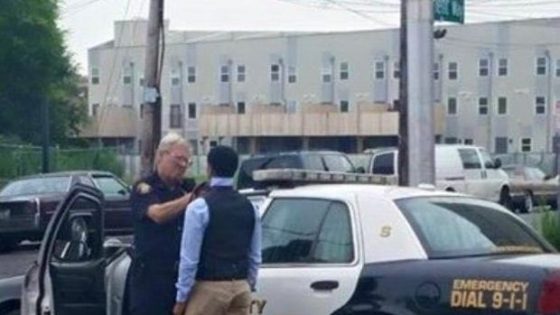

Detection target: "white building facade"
[85, 18, 560, 154]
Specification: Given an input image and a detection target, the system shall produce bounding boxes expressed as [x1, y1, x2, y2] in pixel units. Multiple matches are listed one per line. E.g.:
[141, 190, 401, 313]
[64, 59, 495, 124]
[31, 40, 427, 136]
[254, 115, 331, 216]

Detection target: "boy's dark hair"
[207, 145, 239, 177]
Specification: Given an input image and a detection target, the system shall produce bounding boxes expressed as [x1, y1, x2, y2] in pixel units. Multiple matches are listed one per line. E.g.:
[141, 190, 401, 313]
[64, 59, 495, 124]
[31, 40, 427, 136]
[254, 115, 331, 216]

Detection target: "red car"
[0, 171, 131, 252]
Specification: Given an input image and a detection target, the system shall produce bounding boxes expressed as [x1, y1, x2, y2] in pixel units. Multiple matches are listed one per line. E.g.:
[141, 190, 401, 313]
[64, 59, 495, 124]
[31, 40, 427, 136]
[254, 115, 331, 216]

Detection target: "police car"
[16, 170, 560, 315]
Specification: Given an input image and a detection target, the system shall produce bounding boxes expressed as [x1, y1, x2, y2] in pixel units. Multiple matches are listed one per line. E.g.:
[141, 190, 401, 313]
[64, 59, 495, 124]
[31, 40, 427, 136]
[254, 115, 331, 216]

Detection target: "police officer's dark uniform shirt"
[129, 172, 186, 315]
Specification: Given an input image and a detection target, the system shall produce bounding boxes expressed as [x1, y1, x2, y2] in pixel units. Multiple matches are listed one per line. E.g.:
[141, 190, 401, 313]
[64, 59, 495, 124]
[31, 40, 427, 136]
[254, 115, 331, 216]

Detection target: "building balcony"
[199, 102, 445, 137]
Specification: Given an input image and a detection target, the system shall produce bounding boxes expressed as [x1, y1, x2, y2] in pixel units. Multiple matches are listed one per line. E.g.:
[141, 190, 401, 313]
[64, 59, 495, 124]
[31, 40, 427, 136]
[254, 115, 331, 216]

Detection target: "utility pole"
[140, 0, 163, 176]
[41, 98, 50, 173]
[406, 0, 435, 186]
[398, 0, 409, 186]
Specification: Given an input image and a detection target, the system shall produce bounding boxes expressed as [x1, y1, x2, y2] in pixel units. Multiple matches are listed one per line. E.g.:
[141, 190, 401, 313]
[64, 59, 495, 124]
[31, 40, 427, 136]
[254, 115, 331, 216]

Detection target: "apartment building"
[84, 17, 560, 154]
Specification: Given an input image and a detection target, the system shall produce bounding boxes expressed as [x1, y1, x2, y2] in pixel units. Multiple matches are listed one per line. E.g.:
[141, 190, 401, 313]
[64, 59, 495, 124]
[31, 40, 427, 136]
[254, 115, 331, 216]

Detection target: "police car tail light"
[252, 168, 398, 186]
[538, 270, 560, 315]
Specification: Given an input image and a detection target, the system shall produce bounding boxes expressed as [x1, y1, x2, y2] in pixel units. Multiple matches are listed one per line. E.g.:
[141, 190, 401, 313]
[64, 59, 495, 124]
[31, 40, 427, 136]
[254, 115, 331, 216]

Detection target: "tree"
[0, 0, 87, 145]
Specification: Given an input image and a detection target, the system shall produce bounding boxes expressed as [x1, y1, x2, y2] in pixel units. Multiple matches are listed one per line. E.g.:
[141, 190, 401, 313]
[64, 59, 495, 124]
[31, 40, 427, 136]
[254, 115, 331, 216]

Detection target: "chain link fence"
[0, 144, 124, 187]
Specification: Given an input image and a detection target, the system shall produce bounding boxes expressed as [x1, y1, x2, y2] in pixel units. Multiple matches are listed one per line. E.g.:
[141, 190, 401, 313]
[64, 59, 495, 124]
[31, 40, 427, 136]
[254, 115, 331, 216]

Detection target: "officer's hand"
[173, 301, 187, 315]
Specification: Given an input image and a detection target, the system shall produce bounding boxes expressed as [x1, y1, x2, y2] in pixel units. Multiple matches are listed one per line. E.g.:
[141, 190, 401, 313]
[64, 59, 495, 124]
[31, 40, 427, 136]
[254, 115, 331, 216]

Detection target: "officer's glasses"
[168, 153, 193, 167]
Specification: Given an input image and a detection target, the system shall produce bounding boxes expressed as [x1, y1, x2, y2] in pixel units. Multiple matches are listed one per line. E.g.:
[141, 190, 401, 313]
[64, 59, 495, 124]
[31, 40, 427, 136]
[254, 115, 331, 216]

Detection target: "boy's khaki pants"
[184, 280, 252, 315]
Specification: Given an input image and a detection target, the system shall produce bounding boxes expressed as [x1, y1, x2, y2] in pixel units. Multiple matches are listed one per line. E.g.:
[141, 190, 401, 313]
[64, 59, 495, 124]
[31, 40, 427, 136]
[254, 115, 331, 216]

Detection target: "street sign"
[434, 0, 464, 24]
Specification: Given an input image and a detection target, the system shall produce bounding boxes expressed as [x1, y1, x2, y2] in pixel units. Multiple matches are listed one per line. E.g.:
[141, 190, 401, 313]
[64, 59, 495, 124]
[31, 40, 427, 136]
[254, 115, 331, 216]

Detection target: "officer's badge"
[137, 182, 151, 194]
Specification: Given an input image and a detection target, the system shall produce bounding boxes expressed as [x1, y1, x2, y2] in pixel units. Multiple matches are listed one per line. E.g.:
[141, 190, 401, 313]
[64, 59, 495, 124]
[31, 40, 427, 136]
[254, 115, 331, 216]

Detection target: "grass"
[540, 211, 560, 250]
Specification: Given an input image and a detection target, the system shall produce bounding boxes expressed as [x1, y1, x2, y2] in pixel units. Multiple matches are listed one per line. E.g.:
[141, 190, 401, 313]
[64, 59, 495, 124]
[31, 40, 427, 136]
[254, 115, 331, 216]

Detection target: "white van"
[366, 145, 511, 205]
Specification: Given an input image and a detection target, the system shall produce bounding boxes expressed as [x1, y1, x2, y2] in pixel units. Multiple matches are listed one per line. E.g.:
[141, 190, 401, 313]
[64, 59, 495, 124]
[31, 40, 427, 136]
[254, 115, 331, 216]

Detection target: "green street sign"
[434, 0, 464, 24]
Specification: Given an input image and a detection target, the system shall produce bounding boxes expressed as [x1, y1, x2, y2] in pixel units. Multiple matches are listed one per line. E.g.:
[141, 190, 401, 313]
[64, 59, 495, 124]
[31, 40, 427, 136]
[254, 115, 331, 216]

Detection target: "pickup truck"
[8, 170, 560, 315]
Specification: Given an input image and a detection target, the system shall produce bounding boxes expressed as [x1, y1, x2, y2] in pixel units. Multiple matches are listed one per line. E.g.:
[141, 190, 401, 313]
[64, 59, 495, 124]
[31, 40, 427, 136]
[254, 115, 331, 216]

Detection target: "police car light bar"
[252, 169, 398, 186]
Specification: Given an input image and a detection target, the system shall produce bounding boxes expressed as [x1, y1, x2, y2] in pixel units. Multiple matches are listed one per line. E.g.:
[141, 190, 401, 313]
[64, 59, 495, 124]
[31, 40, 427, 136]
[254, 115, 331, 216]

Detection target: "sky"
[58, 0, 560, 74]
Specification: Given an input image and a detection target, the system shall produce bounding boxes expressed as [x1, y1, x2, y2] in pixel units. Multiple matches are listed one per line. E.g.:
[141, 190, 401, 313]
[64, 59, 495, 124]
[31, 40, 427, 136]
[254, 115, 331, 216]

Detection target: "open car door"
[35, 184, 106, 315]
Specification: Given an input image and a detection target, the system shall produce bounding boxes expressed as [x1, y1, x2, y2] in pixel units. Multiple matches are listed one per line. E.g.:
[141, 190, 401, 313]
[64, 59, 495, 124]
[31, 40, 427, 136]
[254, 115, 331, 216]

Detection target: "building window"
[375, 61, 385, 80]
[464, 139, 474, 145]
[521, 138, 532, 152]
[139, 77, 145, 87]
[171, 71, 180, 86]
[535, 96, 546, 115]
[537, 57, 547, 75]
[92, 103, 99, 117]
[498, 58, 508, 76]
[169, 104, 182, 128]
[123, 74, 132, 85]
[237, 65, 246, 82]
[91, 67, 100, 85]
[237, 101, 246, 114]
[393, 61, 400, 79]
[188, 102, 197, 119]
[556, 59, 560, 77]
[340, 100, 349, 113]
[271, 64, 280, 82]
[497, 97, 508, 115]
[187, 66, 196, 83]
[478, 97, 488, 115]
[140, 104, 144, 119]
[479, 58, 489, 77]
[433, 63, 440, 80]
[220, 65, 230, 83]
[288, 66, 297, 83]
[448, 62, 458, 80]
[340, 62, 349, 80]
[322, 67, 332, 83]
[447, 97, 457, 115]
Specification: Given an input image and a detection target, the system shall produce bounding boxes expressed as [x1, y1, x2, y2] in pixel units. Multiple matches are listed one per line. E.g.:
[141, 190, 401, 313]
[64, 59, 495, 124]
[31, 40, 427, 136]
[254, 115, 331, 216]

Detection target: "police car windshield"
[396, 197, 548, 259]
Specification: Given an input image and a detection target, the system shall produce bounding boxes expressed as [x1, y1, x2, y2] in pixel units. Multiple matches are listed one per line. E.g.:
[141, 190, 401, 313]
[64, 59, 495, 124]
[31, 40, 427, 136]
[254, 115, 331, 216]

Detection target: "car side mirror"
[117, 189, 128, 196]
[494, 158, 502, 169]
[355, 166, 366, 174]
[544, 174, 553, 181]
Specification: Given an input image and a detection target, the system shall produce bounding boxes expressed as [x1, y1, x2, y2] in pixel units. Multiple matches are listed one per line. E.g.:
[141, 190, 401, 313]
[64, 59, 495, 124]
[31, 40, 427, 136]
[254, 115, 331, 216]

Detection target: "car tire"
[4, 309, 20, 315]
[499, 187, 513, 211]
[0, 236, 19, 253]
[521, 191, 534, 214]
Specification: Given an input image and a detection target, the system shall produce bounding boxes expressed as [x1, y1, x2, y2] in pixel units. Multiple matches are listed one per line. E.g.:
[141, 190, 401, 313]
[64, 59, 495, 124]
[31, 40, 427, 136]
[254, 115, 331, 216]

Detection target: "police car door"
[254, 197, 362, 315]
[35, 184, 106, 315]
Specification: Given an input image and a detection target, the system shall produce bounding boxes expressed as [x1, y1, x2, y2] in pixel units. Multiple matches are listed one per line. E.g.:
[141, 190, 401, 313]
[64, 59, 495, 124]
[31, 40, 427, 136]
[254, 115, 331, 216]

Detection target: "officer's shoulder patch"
[136, 182, 152, 194]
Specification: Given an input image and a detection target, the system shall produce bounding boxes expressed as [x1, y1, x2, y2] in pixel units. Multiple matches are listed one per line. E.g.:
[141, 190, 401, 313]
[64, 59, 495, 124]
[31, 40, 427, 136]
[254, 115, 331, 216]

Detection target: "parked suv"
[236, 151, 359, 189]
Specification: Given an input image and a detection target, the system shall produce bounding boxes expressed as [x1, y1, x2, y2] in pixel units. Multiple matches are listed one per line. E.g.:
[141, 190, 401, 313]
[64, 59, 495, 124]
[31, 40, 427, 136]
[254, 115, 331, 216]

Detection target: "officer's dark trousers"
[129, 261, 178, 315]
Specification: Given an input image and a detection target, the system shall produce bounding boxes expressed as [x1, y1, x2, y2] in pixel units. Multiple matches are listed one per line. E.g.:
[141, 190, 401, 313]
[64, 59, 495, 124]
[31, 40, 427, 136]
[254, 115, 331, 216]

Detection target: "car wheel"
[499, 187, 513, 211]
[0, 237, 19, 253]
[521, 191, 534, 213]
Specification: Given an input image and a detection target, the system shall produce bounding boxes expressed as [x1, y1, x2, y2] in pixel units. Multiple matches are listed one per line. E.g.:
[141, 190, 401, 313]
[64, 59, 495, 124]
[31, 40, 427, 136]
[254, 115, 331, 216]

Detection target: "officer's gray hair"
[154, 133, 189, 167]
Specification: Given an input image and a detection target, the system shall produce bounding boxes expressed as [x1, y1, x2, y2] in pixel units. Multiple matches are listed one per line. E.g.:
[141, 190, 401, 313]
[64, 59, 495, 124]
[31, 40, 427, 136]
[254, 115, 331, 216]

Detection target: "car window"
[323, 154, 354, 173]
[266, 156, 301, 169]
[0, 176, 71, 196]
[458, 149, 482, 169]
[525, 167, 545, 181]
[236, 157, 269, 190]
[302, 154, 326, 171]
[78, 176, 96, 187]
[397, 197, 547, 258]
[372, 152, 395, 175]
[92, 175, 128, 197]
[479, 149, 495, 169]
[262, 198, 353, 264]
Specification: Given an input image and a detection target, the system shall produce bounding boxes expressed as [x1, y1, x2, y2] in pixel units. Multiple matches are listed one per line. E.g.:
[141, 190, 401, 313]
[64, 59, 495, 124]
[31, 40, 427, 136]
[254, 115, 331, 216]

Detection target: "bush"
[540, 211, 560, 251]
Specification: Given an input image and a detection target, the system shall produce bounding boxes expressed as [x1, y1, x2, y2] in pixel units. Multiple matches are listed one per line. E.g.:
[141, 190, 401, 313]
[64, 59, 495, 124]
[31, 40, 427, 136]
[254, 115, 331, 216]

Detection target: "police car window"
[372, 152, 394, 175]
[312, 202, 353, 263]
[323, 155, 354, 173]
[458, 149, 482, 169]
[262, 198, 353, 264]
[78, 176, 95, 187]
[397, 197, 547, 258]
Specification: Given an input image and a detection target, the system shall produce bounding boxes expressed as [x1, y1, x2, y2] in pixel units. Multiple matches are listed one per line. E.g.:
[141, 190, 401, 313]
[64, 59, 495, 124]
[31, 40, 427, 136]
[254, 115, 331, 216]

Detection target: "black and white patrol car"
[10, 170, 560, 315]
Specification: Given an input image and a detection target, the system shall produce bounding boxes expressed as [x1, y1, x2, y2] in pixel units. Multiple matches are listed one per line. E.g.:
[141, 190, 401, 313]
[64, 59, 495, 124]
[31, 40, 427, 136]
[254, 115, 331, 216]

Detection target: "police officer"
[173, 145, 261, 315]
[130, 133, 195, 315]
